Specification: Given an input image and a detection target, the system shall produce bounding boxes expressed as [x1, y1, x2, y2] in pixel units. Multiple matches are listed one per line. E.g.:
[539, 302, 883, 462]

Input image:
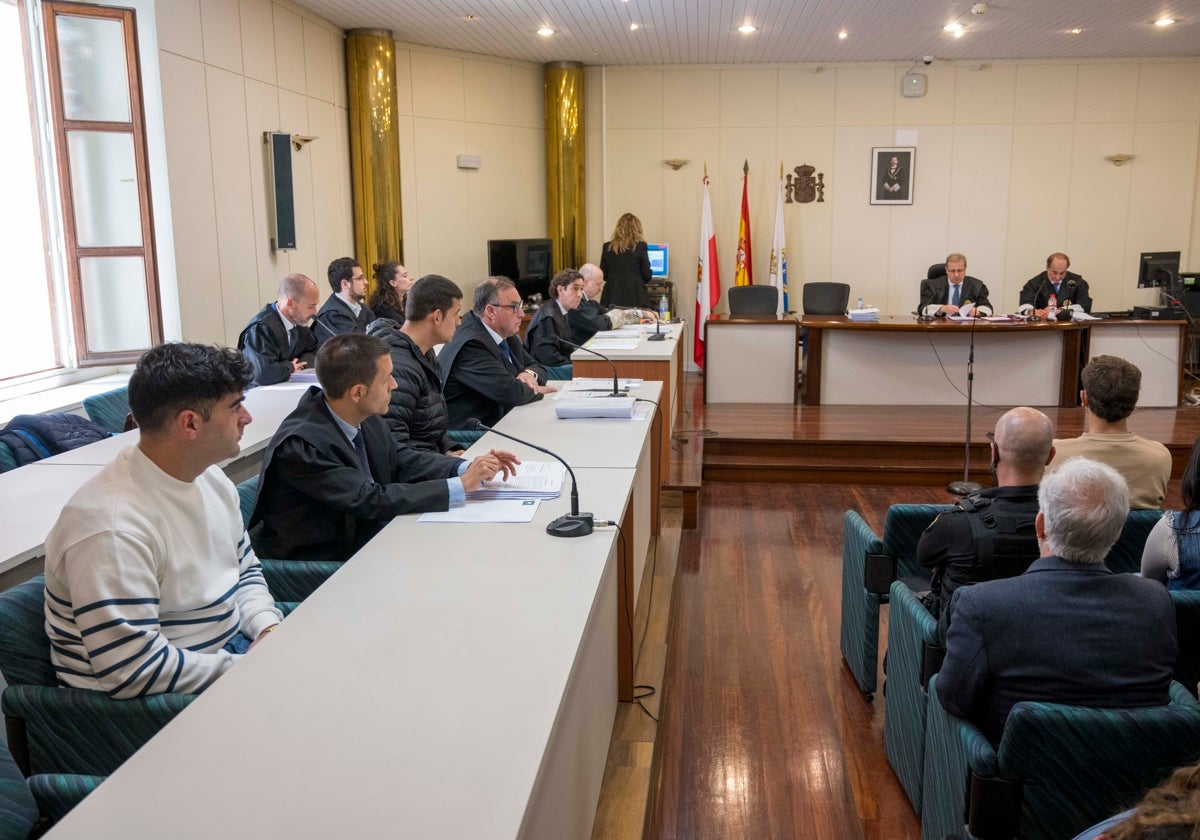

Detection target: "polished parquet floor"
[591, 375, 1200, 839]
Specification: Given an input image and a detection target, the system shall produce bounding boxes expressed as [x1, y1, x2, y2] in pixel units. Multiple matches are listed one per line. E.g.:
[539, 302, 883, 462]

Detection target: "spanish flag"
[734, 160, 752, 287]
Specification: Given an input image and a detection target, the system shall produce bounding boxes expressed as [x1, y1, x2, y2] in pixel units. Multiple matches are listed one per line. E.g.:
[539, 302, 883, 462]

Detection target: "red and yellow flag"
[734, 161, 753, 287]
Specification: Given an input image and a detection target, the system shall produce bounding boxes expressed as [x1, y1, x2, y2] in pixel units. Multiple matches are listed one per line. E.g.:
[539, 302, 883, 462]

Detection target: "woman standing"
[368, 262, 414, 323]
[600, 213, 652, 308]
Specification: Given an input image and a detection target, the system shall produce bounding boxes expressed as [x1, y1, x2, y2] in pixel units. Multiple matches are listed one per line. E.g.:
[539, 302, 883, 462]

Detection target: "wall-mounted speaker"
[264, 132, 296, 251]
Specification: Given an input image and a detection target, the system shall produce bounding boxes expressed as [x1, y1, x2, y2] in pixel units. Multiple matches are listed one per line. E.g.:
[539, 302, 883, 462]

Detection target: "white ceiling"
[291, 0, 1200, 67]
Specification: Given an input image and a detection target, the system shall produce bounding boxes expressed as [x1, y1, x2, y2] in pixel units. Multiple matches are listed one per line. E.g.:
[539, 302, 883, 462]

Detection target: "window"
[0, 0, 161, 383]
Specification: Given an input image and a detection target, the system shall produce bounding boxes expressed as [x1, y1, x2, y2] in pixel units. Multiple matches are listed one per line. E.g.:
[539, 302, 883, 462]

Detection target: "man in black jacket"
[314, 257, 375, 346]
[524, 268, 585, 369]
[1018, 252, 1092, 319]
[237, 274, 320, 388]
[440, 277, 553, 429]
[919, 253, 993, 318]
[569, 263, 656, 345]
[251, 334, 505, 563]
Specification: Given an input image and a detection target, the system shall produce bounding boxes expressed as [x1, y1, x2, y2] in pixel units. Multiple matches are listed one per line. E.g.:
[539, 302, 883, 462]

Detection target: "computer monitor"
[647, 243, 669, 279]
[1137, 250, 1180, 290]
[486, 238, 554, 303]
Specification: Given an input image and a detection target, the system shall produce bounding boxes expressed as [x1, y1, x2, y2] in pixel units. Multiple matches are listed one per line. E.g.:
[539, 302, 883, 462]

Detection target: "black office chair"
[926, 263, 946, 281]
[727, 285, 779, 315]
[801, 282, 850, 315]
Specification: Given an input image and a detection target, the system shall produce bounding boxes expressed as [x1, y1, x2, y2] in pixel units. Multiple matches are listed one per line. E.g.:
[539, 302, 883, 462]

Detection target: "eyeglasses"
[490, 301, 522, 313]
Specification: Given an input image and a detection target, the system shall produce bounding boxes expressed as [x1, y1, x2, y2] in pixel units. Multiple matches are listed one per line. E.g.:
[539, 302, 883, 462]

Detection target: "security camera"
[922, 55, 934, 66]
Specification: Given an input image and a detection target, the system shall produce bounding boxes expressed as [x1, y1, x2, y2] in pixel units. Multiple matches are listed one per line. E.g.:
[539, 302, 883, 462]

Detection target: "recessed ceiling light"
[738, 24, 757, 34]
[537, 27, 554, 36]
[1068, 27, 1083, 34]
[630, 22, 639, 30]
[463, 14, 477, 20]
[1155, 17, 1176, 26]
[953, 28, 965, 38]
[838, 30, 848, 39]
[943, 22, 963, 32]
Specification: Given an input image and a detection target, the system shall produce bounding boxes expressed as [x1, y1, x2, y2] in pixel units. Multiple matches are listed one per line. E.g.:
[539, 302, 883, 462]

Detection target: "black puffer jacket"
[0, 413, 111, 466]
[366, 319, 455, 453]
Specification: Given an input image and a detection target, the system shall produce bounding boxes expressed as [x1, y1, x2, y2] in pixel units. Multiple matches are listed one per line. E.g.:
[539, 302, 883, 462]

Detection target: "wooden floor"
[590, 375, 1200, 839]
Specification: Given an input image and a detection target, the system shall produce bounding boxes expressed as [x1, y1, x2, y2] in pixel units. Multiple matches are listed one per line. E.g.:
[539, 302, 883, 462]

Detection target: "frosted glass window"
[80, 256, 151, 352]
[67, 130, 142, 247]
[56, 15, 129, 122]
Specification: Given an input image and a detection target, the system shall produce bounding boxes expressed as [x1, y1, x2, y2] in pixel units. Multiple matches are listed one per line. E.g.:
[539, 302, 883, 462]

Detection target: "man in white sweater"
[44, 343, 282, 699]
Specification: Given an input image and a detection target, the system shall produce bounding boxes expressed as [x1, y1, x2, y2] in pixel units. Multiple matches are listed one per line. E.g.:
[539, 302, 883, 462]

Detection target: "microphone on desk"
[311, 317, 340, 341]
[555, 338, 626, 396]
[647, 318, 667, 341]
[466, 419, 594, 538]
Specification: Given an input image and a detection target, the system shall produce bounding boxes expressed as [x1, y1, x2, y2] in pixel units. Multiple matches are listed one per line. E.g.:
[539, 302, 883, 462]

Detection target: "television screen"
[647, 243, 669, 278]
[1137, 250, 1180, 289]
[487, 238, 554, 302]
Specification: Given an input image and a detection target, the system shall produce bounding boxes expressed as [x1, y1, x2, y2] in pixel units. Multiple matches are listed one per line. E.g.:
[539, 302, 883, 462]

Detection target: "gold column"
[346, 29, 402, 276]
[544, 62, 585, 272]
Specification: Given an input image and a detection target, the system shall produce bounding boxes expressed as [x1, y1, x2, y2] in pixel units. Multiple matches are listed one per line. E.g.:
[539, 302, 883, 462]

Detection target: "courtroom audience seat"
[81, 386, 132, 435]
[921, 676, 1200, 840]
[543, 364, 573, 381]
[27, 772, 104, 830]
[1172, 589, 1200, 697]
[1102, 508, 1162, 573]
[0, 442, 16, 473]
[727, 285, 779, 315]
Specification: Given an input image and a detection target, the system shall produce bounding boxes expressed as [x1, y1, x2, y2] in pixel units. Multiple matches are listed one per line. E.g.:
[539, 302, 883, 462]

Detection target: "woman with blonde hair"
[368, 262, 414, 324]
[600, 212, 653, 308]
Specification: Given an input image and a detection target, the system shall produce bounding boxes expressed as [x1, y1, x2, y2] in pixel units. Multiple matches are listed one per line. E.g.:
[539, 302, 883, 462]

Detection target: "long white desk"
[46, 467, 634, 840]
[464, 381, 660, 698]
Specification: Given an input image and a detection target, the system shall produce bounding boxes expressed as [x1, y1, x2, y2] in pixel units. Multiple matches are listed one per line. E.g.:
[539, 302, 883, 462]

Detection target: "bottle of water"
[856, 296, 864, 311]
[1047, 292, 1057, 320]
[659, 294, 670, 322]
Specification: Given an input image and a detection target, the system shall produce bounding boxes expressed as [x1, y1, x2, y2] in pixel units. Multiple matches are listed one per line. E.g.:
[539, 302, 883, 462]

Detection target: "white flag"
[768, 169, 788, 315]
[694, 173, 721, 368]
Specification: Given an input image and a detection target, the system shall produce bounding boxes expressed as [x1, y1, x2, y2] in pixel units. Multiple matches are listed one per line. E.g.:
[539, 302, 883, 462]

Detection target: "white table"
[571, 325, 683, 484]
[464, 381, 660, 698]
[0, 464, 104, 575]
[46, 467, 634, 840]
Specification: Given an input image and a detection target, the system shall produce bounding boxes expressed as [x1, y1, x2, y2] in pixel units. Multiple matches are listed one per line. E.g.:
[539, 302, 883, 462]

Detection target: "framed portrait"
[871, 147, 915, 205]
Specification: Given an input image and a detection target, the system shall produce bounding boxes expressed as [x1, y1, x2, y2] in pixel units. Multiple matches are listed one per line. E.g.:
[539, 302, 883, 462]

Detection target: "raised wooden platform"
[670, 374, 1200, 502]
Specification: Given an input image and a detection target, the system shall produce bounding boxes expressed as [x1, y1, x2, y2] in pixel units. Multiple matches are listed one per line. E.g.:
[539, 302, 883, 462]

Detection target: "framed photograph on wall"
[871, 147, 915, 205]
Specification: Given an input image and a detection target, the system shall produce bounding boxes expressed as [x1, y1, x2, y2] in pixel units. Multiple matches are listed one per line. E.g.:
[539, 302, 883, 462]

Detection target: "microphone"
[467, 419, 593, 538]
[912, 310, 935, 323]
[647, 318, 667, 341]
[556, 337, 626, 396]
[311, 317, 340, 340]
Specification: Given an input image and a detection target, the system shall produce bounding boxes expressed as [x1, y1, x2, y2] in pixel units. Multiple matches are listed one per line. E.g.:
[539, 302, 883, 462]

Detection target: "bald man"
[568, 263, 657, 345]
[238, 273, 321, 388]
[917, 406, 1056, 635]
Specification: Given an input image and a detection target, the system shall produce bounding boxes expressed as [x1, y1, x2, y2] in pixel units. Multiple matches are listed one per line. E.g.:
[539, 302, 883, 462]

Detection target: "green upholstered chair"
[445, 429, 484, 449]
[0, 742, 37, 840]
[921, 677, 1200, 840]
[27, 772, 104, 828]
[840, 504, 949, 697]
[0, 442, 16, 474]
[0, 577, 197, 777]
[237, 475, 259, 528]
[1102, 508, 1163, 574]
[81, 386, 131, 435]
[544, 363, 573, 380]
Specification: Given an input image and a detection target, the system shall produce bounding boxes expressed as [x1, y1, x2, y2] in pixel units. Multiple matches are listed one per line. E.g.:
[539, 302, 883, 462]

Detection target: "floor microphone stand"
[947, 314, 985, 496]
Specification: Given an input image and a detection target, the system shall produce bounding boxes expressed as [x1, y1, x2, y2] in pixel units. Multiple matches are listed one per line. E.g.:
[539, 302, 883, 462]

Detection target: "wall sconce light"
[1105, 154, 1134, 166]
[292, 135, 317, 151]
[663, 158, 690, 170]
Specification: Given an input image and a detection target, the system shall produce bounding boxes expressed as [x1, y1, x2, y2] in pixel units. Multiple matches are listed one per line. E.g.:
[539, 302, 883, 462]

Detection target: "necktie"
[287, 327, 298, 356]
[950, 284, 960, 307]
[1052, 283, 1060, 298]
[352, 430, 373, 483]
[500, 340, 513, 366]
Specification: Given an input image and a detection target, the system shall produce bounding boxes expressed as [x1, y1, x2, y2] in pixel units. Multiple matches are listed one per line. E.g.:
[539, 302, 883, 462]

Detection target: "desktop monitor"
[647, 243, 669, 279]
[1137, 250, 1180, 290]
[487, 238, 554, 302]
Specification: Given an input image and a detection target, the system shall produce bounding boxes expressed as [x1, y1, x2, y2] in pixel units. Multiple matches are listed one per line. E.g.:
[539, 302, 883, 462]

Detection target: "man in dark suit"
[570, 263, 656, 345]
[440, 277, 554, 429]
[237, 273, 320, 388]
[937, 457, 1176, 745]
[524, 268, 585, 369]
[919, 253, 994, 317]
[1018, 252, 1093, 319]
[314, 257, 375, 345]
[251, 334, 506, 563]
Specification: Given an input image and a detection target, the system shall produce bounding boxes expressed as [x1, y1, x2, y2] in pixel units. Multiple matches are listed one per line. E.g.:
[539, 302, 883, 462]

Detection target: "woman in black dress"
[599, 213, 652, 308]
[367, 262, 414, 323]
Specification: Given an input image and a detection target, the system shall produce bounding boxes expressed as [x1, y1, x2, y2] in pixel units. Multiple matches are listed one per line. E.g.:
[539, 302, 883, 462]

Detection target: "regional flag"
[734, 161, 752, 287]
[767, 165, 788, 315]
[695, 172, 721, 368]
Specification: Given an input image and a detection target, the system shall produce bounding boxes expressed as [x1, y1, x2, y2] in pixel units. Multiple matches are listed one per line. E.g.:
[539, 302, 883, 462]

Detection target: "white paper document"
[562, 378, 644, 391]
[592, 326, 642, 338]
[469, 460, 565, 500]
[554, 396, 637, 419]
[419, 499, 541, 523]
[586, 339, 641, 350]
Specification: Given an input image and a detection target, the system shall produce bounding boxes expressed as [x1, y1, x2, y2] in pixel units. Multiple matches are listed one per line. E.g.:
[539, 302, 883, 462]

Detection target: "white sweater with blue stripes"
[44, 445, 282, 698]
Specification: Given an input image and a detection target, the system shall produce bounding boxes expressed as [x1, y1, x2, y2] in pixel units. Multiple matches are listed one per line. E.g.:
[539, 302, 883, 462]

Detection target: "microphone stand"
[469, 419, 594, 537]
[947, 312, 985, 496]
[647, 319, 666, 341]
[556, 338, 626, 396]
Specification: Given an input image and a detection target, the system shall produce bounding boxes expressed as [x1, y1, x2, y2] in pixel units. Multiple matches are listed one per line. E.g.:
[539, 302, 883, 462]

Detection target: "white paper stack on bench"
[591, 325, 642, 338]
[468, 460, 565, 500]
[848, 307, 880, 323]
[554, 396, 637, 419]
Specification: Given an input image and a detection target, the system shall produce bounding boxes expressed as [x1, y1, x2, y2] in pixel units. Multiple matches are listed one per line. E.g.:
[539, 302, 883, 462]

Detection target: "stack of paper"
[555, 396, 637, 419]
[469, 460, 565, 500]
[562, 377, 643, 392]
[587, 338, 641, 350]
[592, 325, 642, 339]
[848, 307, 880, 323]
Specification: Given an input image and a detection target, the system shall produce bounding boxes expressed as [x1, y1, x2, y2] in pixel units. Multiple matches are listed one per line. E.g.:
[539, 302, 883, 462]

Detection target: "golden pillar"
[346, 29, 402, 275]
[544, 62, 585, 272]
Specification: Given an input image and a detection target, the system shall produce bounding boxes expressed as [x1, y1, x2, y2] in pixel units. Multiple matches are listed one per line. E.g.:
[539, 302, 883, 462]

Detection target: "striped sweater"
[44, 445, 282, 698]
